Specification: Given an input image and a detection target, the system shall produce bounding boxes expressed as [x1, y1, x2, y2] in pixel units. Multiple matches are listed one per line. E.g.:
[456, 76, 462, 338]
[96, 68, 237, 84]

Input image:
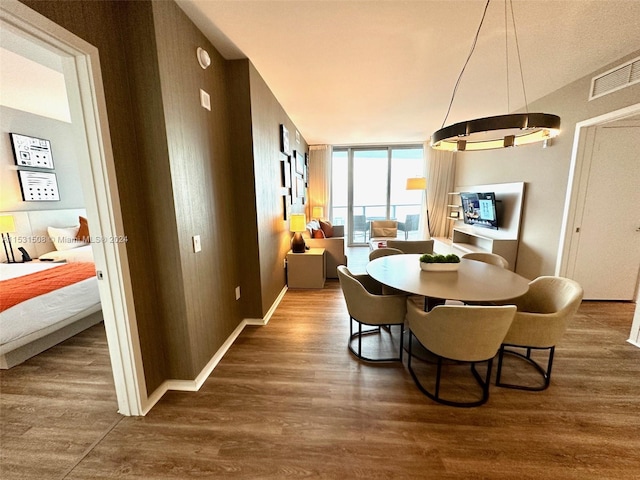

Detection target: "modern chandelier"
[430, 0, 560, 152]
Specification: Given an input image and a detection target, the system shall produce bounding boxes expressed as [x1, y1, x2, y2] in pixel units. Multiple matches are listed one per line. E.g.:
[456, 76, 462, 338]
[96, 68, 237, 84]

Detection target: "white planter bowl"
[420, 262, 459, 272]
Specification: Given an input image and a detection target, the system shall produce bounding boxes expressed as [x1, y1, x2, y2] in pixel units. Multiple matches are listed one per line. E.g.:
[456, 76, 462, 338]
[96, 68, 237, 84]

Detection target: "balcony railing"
[332, 203, 422, 244]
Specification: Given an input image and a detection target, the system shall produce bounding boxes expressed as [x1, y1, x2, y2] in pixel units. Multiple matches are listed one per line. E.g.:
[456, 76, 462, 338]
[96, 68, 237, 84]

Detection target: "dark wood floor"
[1, 282, 639, 479]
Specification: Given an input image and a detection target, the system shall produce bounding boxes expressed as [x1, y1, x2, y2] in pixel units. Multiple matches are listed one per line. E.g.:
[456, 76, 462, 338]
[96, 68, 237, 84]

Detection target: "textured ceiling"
[179, 0, 640, 145]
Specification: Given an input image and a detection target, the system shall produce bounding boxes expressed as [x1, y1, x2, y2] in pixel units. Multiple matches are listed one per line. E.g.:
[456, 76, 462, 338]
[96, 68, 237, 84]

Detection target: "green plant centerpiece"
[419, 253, 461, 272]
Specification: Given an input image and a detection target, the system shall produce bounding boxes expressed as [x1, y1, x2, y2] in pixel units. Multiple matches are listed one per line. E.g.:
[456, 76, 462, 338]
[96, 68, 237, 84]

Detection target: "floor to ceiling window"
[331, 146, 423, 245]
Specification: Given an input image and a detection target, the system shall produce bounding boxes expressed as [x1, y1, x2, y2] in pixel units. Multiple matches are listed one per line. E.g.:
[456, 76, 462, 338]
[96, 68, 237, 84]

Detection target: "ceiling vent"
[589, 56, 640, 100]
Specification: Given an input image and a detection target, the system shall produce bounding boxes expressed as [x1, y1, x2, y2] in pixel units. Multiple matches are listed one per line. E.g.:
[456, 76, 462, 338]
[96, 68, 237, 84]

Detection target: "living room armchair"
[368, 220, 398, 250]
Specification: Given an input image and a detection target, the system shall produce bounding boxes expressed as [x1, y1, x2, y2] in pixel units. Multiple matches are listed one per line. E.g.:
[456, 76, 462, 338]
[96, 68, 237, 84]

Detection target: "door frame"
[556, 102, 640, 347]
[1, 1, 146, 414]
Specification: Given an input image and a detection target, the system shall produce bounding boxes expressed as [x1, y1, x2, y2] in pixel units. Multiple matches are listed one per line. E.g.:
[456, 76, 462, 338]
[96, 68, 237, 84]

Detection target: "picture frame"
[280, 124, 290, 155]
[18, 170, 60, 201]
[10, 133, 54, 169]
[281, 155, 291, 188]
[296, 176, 305, 198]
[294, 150, 304, 175]
[282, 195, 291, 220]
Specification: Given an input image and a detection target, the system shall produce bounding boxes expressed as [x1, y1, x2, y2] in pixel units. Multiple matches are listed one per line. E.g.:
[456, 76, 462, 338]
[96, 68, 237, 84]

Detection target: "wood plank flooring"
[1, 283, 639, 479]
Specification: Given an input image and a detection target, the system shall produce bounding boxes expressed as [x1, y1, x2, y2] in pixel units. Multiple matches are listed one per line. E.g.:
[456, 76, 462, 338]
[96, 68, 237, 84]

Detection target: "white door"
[571, 120, 640, 300]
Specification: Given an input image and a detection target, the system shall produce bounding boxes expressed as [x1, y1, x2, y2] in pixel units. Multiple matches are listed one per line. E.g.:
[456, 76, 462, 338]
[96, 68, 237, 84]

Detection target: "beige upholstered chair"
[368, 248, 406, 295]
[406, 300, 516, 407]
[387, 239, 434, 255]
[495, 276, 583, 391]
[369, 220, 398, 242]
[462, 252, 509, 269]
[368, 247, 404, 261]
[337, 265, 407, 362]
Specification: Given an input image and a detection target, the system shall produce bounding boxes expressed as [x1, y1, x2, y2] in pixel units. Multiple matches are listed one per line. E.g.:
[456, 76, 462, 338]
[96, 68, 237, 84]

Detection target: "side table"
[286, 248, 326, 289]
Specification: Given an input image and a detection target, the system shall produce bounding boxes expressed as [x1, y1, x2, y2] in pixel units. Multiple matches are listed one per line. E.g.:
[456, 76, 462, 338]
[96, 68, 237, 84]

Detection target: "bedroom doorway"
[557, 102, 640, 347]
[1, 2, 144, 414]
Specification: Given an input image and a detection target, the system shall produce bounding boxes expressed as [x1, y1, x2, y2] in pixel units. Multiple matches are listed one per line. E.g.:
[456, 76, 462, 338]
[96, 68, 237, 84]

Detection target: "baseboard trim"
[141, 285, 289, 415]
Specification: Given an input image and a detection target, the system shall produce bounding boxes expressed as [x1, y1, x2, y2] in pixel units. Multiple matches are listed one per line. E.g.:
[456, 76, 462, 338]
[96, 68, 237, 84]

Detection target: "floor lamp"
[406, 177, 431, 237]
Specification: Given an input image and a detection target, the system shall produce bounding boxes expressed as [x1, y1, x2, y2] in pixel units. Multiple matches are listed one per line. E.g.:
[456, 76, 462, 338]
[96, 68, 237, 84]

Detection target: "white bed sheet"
[0, 262, 101, 348]
[38, 245, 94, 263]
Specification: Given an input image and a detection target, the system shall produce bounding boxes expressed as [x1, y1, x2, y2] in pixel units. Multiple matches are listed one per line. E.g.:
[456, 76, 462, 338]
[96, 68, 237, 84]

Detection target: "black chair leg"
[348, 317, 403, 363]
[496, 344, 555, 391]
[406, 330, 493, 407]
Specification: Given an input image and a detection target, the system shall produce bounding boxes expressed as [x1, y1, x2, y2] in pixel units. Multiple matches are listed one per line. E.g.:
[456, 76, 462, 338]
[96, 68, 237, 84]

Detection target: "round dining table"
[366, 254, 530, 308]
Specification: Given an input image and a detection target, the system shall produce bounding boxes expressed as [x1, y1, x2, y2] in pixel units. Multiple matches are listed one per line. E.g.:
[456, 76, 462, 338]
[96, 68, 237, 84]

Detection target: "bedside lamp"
[312, 206, 324, 220]
[289, 213, 307, 253]
[0, 214, 16, 263]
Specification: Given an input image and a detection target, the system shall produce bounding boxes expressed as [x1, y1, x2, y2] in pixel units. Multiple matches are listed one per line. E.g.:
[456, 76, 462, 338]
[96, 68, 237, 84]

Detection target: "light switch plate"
[193, 235, 201, 253]
[235, 286, 241, 300]
[200, 89, 211, 111]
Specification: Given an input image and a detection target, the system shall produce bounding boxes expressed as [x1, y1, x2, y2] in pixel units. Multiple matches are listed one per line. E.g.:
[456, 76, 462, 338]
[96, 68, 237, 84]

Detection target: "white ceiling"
[178, 1, 640, 146]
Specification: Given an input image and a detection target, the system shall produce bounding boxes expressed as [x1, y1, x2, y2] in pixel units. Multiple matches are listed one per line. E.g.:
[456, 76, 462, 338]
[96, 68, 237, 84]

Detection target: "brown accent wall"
[21, 0, 305, 395]
[247, 63, 309, 314]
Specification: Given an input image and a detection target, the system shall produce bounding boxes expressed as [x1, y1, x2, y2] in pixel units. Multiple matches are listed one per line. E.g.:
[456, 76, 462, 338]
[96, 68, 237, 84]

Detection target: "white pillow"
[47, 225, 88, 251]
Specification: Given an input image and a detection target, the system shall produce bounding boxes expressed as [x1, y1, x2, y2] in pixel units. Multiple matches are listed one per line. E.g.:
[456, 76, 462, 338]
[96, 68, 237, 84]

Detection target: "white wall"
[0, 105, 85, 211]
[455, 50, 640, 280]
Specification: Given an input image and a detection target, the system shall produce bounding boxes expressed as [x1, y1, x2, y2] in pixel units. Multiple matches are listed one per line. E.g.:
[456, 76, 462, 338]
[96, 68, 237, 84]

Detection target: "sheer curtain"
[423, 142, 456, 239]
[308, 145, 332, 220]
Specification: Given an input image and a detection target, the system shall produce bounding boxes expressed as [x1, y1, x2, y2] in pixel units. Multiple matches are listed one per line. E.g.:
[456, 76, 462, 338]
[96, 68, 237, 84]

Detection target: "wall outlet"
[192, 235, 201, 253]
[235, 286, 241, 300]
[283, 258, 287, 269]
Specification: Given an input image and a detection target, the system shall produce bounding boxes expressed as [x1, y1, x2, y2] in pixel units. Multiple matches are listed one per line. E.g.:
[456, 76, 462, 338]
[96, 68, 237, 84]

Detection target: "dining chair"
[462, 252, 509, 269]
[368, 247, 404, 260]
[405, 300, 516, 407]
[495, 276, 583, 391]
[337, 265, 407, 362]
[386, 239, 434, 255]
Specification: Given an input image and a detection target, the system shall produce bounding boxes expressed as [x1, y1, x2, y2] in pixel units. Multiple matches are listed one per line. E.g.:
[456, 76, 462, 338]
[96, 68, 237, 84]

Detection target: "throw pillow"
[312, 229, 325, 239]
[319, 220, 334, 238]
[76, 216, 90, 242]
[48, 225, 87, 251]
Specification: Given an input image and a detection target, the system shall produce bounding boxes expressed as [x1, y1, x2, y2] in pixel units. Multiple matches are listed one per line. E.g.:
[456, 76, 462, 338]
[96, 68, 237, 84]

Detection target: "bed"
[0, 210, 103, 369]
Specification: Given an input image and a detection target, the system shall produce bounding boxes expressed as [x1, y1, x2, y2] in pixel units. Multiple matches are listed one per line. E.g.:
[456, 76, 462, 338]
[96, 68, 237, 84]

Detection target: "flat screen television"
[460, 192, 499, 230]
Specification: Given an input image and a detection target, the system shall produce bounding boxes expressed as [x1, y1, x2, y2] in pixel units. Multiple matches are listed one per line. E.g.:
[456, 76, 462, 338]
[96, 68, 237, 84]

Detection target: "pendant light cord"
[440, 0, 491, 129]
[509, 0, 529, 113]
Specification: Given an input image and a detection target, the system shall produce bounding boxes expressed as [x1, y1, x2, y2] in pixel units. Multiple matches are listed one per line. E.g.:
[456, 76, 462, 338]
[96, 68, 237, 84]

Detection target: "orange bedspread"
[0, 262, 96, 313]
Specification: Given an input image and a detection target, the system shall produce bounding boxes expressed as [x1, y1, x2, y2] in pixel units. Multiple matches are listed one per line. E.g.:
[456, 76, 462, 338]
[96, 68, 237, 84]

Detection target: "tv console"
[434, 182, 524, 270]
[433, 227, 518, 270]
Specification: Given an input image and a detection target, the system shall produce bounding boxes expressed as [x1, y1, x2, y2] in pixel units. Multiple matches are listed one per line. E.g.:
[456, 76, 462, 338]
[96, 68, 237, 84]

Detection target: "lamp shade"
[0, 215, 16, 232]
[406, 177, 427, 190]
[312, 206, 324, 219]
[289, 214, 307, 232]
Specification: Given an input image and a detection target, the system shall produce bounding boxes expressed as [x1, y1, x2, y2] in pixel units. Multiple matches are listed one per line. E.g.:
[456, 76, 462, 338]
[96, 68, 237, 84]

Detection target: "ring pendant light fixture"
[430, 0, 560, 152]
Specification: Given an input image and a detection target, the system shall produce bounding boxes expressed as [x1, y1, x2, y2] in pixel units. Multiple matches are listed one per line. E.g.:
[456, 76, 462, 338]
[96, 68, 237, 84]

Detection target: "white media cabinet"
[434, 227, 519, 270]
[433, 182, 525, 271]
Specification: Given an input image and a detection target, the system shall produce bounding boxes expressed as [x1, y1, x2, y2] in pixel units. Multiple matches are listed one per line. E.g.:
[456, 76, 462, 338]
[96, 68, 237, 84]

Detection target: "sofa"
[303, 220, 347, 278]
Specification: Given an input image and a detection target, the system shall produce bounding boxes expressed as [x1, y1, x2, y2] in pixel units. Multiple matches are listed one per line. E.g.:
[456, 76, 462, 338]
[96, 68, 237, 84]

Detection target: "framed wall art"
[294, 150, 304, 175]
[296, 176, 305, 198]
[281, 155, 291, 188]
[280, 124, 290, 155]
[10, 133, 54, 169]
[18, 170, 60, 201]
